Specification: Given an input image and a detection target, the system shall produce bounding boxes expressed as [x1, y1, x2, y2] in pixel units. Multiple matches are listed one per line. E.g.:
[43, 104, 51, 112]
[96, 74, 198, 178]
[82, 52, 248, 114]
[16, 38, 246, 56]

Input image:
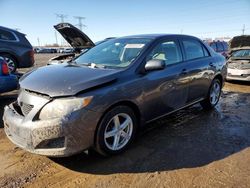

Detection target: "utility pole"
[74, 16, 86, 31]
[55, 30, 58, 45]
[37, 37, 40, 47]
[242, 24, 245, 35]
[55, 13, 67, 23]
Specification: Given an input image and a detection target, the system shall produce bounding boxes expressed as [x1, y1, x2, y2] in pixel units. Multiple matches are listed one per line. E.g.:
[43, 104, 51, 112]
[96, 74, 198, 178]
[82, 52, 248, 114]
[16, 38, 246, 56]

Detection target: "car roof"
[120, 34, 198, 40]
[0, 25, 25, 35]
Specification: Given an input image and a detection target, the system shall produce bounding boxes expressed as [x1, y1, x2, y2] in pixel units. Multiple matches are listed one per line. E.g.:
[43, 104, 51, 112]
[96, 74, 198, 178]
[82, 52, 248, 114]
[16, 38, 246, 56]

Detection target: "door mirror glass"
[145, 59, 165, 71]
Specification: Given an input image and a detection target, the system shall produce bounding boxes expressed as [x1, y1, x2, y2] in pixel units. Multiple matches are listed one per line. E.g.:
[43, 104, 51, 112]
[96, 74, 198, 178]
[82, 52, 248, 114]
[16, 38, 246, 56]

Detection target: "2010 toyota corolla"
[3, 34, 226, 157]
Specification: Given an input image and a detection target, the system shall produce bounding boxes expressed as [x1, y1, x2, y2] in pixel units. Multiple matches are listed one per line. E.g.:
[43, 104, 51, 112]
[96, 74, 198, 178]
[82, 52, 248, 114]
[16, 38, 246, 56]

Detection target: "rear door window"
[0, 29, 17, 41]
[182, 39, 205, 60]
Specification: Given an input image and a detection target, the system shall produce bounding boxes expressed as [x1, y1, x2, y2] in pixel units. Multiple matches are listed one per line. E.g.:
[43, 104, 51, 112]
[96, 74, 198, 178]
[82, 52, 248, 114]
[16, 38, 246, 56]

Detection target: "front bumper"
[3, 103, 100, 157]
[226, 68, 250, 81]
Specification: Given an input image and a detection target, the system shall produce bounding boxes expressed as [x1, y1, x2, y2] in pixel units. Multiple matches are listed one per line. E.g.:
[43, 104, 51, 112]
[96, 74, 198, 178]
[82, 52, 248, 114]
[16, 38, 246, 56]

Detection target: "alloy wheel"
[4, 57, 16, 73]
[210, 81, 221, 105]
[104, 113, 133, 151]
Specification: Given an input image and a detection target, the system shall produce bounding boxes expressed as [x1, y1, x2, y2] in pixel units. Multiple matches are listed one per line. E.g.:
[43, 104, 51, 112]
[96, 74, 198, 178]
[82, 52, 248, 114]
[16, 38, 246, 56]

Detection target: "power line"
[74, 16, 86, 31]
[55, 13, 67, 23]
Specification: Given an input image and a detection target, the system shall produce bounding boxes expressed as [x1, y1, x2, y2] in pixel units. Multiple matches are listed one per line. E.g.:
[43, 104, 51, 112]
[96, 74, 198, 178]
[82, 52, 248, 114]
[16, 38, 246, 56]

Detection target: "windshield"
[232, 49, 250, 58]
[74, 38, 152, 68]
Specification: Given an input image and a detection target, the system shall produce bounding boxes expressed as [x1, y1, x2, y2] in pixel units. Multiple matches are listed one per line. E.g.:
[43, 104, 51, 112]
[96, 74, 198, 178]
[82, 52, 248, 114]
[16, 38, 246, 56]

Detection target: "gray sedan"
[3, 34, 226, 157]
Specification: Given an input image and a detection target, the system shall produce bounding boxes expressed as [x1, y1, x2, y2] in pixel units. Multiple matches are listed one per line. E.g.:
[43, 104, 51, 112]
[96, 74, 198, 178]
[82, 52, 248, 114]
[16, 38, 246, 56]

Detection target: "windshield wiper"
[88, 63, 107, 69]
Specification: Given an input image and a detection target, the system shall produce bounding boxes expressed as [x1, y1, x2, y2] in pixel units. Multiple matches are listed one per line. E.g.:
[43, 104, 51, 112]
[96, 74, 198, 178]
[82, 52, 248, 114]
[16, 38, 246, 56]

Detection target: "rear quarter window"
[222, 42, 228, 51]
[217, 42, 224, 52]
[0, 29, 17, 41]
[182, 39, 205, 60]
[210, 43, 217, 51]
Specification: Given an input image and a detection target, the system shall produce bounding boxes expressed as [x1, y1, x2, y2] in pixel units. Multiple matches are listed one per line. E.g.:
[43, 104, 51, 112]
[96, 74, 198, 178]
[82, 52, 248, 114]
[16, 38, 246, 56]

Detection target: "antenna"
[74, 16, 86, 31]
[55, 13, 67, 23]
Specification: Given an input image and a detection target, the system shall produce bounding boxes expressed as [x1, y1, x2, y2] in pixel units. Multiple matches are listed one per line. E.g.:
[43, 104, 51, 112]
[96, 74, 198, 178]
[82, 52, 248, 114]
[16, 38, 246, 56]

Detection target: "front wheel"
[95, 106, 137, 156]
[200, 79, 222, 110]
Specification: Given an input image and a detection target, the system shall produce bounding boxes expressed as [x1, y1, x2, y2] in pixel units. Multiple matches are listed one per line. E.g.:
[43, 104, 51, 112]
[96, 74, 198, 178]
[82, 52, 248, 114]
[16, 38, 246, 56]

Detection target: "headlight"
[39, 96, 93, 120]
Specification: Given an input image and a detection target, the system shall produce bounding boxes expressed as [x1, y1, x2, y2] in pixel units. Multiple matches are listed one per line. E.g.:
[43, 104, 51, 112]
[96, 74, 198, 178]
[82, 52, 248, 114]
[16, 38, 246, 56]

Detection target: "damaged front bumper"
[226, 68, 250, 81]
[3, 102, 100, 157]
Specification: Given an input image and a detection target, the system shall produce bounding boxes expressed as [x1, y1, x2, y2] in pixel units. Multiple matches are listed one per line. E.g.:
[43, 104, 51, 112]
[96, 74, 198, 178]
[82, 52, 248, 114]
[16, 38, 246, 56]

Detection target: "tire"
[1, 54, 17, 73]
[95, 106, 138, 156]
[200, 78, 222, 110]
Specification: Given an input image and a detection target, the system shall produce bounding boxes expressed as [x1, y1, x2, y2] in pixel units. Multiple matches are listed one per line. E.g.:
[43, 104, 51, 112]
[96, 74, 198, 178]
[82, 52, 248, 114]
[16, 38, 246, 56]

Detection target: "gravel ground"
[0, 54, 250, 188]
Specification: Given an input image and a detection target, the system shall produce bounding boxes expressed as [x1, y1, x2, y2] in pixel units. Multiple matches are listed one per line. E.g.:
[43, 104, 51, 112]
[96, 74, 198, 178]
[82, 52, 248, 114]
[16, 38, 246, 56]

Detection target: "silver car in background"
[227, 47, 250, 81]
[227, 35, 250, 81]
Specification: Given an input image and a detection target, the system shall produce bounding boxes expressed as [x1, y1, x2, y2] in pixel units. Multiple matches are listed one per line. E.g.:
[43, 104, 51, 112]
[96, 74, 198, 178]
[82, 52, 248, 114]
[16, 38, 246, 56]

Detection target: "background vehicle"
[227, 35, 250, 81]
[0, 25, 34, 73]
[0, 57, 18, 93]
[3, 34, 226, 157]
[205, 40, 229, 57]
[61, 48, 75, 53]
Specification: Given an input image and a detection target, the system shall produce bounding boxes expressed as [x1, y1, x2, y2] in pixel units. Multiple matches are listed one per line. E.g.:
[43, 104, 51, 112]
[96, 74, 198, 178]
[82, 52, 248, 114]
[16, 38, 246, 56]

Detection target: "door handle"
[209, 62, 215, 67]
[180, 68, 188, 75]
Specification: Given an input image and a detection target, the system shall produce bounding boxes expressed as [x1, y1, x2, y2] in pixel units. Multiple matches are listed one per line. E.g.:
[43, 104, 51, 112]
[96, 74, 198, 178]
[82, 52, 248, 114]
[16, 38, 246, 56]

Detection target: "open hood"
[54, 23, 95, 49]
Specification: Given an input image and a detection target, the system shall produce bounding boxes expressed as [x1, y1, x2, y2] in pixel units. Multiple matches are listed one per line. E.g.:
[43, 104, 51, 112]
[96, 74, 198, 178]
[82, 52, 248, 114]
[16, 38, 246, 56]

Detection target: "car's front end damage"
[2, 62, 121, 157]
[227, 59, 250, 81]
[226, 47, 250, 81]
[226, 36, 250, 81]
[3, 89, 100, 157]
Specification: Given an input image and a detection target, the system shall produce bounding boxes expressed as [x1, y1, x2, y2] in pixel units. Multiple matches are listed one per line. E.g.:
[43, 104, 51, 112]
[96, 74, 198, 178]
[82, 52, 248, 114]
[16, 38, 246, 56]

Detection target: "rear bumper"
[226, 68, 250, 81]
[3, 103, 100, 157]
[0, 74, 18, 93]
[18, 50, 34, 68]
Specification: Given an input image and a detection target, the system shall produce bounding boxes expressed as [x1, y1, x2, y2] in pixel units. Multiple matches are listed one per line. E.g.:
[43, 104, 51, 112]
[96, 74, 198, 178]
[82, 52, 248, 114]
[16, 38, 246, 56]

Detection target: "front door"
[140, 39, 191, 122]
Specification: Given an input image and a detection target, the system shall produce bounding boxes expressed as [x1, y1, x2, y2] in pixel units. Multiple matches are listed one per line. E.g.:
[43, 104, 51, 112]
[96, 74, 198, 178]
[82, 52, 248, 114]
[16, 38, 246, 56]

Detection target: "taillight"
[2, 61, 9, 75]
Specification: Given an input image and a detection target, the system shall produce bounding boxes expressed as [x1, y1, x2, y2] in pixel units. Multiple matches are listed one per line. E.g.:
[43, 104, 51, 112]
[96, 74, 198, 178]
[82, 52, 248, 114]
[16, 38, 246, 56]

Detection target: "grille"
[20, 102, 34, 116]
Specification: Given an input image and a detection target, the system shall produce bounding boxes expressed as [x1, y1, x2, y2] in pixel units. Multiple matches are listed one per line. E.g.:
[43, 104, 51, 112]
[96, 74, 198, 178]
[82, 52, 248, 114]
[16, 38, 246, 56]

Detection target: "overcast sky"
[1, 0, 249, 46]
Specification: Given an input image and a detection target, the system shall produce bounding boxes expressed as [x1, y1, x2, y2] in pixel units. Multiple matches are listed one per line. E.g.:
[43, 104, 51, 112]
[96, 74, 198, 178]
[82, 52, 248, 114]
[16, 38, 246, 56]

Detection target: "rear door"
[180, 37, 212, 103]
[141, 38, 191, 121]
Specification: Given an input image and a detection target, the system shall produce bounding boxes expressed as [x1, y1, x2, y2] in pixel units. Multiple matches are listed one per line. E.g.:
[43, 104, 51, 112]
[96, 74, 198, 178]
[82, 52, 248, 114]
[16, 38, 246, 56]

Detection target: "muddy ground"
[0, 54, 250, 188]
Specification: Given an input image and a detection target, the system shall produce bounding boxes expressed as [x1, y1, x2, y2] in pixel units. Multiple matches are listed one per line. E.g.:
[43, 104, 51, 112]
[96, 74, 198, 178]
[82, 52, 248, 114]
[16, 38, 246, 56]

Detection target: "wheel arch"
[213, 73, 223, 86]
[0, 51, 19, 67]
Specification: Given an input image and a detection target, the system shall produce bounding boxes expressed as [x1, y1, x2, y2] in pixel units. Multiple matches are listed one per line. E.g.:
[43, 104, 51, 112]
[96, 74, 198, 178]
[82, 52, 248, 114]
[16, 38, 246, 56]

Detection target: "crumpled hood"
[228, 59, 250, 70]
[20, 63, 121, 97]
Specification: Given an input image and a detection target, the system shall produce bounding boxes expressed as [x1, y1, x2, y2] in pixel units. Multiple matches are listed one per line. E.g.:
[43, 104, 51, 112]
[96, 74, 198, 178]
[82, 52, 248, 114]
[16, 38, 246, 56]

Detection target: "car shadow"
[226, 80, 250, 86]
[52, 92, 250, 175]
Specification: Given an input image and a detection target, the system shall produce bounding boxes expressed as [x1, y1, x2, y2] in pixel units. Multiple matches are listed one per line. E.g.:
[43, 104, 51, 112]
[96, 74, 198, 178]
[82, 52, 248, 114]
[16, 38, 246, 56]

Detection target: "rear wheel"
[1, 54, 17, 73]
[200, 79, 221, 110]
[95, 106, 137, 156]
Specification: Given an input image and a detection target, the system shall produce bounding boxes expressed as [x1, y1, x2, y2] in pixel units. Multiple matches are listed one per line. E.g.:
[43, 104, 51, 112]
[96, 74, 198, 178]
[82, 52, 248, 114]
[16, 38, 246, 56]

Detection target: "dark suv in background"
[0, 26, 34, 72]
[205, 40, 229, 57]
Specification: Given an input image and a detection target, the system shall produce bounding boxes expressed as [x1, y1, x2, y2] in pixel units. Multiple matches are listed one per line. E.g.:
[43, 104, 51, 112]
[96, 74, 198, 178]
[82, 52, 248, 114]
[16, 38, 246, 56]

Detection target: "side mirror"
[145, 59, 165, 71]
